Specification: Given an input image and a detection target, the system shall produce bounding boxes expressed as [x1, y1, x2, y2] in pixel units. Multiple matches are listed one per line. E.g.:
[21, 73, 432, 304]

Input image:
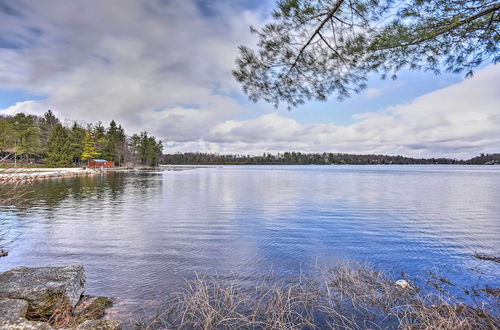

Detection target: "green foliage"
[161, 151, 465, 165]
[39, 110, 60, 152]
[1, 111, 163, 167]
[81, 133, 100, 163]
[0, 118, 15, 151]
[101, 120, 126, 163]
[46, 123, 73, 167]
[70, 122, 86, 164]
[130, 132, 163, 166]
[9, 113, 41, 155]
[233, 0, 500, 108]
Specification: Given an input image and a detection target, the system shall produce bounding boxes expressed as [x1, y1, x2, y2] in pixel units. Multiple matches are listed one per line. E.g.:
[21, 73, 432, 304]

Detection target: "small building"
[3, 147, 18, 153]
[88, 159, 114, 168]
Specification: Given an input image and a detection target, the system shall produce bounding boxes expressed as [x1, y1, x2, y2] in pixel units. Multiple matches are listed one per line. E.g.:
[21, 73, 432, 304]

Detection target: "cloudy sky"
[0, 0, 499, 158]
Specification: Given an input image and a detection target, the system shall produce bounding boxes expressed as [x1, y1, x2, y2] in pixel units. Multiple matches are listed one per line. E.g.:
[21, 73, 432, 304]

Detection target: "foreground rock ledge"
[0, 265, 119, 329]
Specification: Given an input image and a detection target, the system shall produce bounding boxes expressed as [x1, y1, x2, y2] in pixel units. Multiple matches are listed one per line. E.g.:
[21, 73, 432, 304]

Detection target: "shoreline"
[0, 166, 195, 183]
[0, 167, 102, 182]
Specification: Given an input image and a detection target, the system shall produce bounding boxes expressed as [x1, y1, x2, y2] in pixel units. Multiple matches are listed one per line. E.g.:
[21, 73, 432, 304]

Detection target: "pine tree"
[70, 123, 86, 165]
[0, 118, 15, 152]
[39, 110, 60, 153]
[81, 133, 100, 165]
[46, 124, 73, 167]
[10, 113, 41, 158]
[102, 120, 119, 163]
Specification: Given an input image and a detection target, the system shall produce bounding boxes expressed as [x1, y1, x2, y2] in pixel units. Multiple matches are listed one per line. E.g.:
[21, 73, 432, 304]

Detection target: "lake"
[1, 165, 499, 319]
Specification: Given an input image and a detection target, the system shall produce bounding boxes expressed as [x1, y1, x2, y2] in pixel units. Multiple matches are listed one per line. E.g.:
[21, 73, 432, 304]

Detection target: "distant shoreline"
[160, 163, 500, 166]
[160, 152, 500, 166]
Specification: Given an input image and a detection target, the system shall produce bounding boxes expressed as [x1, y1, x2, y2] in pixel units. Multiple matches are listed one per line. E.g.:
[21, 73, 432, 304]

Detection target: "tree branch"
[285, 0, 345, 77]
[318, 32, 347, 64]
[375, 2, 500, 51]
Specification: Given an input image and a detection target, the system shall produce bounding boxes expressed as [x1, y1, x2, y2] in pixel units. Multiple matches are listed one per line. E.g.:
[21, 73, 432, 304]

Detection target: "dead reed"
[135, 262, 499, 329]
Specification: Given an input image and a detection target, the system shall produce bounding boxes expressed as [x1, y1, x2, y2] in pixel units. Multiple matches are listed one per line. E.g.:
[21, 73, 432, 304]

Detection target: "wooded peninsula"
[0, 111, 163, 167]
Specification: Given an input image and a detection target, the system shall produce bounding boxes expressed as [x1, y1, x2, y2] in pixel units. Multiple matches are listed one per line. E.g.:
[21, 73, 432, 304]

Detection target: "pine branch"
[285, 0, 345, 77]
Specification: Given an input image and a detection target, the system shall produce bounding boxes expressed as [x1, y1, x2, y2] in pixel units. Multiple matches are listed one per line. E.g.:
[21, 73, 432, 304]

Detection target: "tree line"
[0, 110, 163, 167]
[161, 152, 499, 165]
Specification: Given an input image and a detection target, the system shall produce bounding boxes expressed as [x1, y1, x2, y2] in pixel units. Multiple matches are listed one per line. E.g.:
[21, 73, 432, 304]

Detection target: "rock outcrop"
[0, 265, 119, 329]
[0, 265, 85, 317]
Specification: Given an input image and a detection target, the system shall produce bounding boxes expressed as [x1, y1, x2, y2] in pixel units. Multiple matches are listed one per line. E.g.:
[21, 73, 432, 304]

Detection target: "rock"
[0, 298, 28, 320]
[0, 265, 85, 317]
[0, 265, 119, 329]
[395, 279, 410, 288]
[0, 299, 52, 329]
[0, 251, 8, 258]
[0, 318, 53, 329]
[77, 320, 121, 330]
[75, 296, 113, 323]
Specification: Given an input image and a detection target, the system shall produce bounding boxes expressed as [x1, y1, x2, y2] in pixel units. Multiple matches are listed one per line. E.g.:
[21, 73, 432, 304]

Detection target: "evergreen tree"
[151, 138, 163, 166]
[70, 123, 86, 165]
[81, 133, 100, 165]
[93, 121, 106, 156]
[10, 113, 41, 158]
[102, 120, 119, 163]
[46, 124, 73, 167]
[116, 124, 126, 166]
[0, 118, 15, 152]
[39, 110, 60, 152]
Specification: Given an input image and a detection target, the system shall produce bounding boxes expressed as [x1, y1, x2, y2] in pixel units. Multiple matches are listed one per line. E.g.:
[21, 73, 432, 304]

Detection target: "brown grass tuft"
[136, 262, 499, 329]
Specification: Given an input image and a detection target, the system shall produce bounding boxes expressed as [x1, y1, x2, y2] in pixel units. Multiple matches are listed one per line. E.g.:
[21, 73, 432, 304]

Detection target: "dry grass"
[25, 295, 114, 328]
[136, 262, 499, 330]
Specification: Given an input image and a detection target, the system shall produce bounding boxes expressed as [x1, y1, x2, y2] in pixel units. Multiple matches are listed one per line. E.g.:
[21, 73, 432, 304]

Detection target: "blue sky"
[0, 89, 46, 109]
[0, 0, 499, 158]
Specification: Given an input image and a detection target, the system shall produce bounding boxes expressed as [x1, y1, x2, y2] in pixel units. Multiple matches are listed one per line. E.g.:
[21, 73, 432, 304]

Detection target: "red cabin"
[88, 159, 114, 168]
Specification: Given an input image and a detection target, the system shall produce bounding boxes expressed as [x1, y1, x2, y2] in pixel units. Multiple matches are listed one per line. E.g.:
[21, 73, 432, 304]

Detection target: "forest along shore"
[0, 168, 102, 182]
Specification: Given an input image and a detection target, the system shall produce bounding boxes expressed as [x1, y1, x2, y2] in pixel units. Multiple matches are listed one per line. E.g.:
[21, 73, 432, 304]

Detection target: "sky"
[0, 0, 499, 159]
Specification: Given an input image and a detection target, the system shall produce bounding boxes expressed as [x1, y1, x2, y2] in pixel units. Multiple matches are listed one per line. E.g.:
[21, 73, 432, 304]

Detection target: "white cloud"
[363, 88, 382, 99]
[0, 0, 263, 134]
[190, 65, 499, 158]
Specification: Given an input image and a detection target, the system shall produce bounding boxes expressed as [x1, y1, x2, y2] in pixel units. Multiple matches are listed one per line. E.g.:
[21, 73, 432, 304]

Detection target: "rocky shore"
[0, 168, 102, 182]
[0, 265, 119, 329]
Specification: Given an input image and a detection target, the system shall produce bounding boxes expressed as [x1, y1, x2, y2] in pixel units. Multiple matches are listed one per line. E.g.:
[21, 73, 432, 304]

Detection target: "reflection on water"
[0, 166, 499, 317]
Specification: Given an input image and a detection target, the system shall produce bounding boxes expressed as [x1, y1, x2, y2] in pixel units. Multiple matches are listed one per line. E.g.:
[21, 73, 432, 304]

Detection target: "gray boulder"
[0, 298, 28, 320]
[0, 265, 85, 317]
[0, 298, 52, 329]
[0, 318, 53, 329]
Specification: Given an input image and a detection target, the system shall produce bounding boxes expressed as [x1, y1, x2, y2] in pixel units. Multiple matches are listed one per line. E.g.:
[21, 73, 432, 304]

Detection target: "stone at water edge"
[0, 298, 29, 320]
[395, 279, 410, 288]
[0, 265, 85, 317]
[0, 298, 53, 329]
[0, 318, 53, 330]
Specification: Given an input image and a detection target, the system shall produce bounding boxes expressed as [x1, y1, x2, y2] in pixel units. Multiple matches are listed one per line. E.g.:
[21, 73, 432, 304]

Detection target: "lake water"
[1, 165, 499, 319]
